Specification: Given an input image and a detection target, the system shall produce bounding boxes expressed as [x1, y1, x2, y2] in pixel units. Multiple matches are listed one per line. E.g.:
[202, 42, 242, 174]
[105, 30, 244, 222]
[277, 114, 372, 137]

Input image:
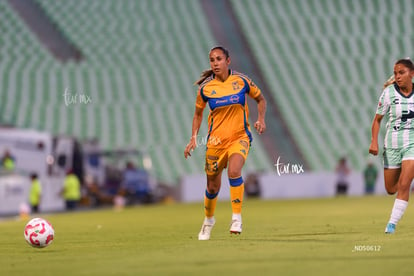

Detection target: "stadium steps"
[7, 0, 82, 62]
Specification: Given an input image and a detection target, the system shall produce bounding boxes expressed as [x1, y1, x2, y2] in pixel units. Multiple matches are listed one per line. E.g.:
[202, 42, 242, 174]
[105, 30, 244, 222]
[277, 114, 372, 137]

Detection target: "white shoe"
[230, 219, 242, 234]
[198, 218, 215, 240]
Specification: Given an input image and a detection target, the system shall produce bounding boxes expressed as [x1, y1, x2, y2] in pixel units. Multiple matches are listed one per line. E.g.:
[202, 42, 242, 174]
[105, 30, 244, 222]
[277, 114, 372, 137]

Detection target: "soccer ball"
[24, 218, 54, 248]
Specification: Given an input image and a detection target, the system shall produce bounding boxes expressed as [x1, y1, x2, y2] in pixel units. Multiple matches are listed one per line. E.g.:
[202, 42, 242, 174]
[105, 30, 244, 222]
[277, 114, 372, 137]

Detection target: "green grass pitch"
[1, 195, 413, 275]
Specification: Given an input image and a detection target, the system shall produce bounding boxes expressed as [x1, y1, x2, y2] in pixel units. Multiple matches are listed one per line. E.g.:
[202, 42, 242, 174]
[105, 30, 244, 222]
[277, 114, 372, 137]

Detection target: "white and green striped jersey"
[376, 83, 414, 148]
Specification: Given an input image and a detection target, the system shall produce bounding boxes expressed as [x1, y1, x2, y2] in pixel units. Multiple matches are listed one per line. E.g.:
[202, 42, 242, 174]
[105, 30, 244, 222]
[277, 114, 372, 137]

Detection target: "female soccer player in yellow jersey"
[184, 46, 267, 240]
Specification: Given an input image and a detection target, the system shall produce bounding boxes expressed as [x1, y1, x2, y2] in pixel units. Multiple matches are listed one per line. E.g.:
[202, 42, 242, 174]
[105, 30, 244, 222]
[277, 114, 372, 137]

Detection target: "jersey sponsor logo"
[392, 98, 414, 105]
[215, 99, 228, 104]
[208, 89, 246, 110]
[230, 95, 240, 103]
[392, 109, 414, 130]
[401, 110, 414, 122]
[211, 90, 217, 95]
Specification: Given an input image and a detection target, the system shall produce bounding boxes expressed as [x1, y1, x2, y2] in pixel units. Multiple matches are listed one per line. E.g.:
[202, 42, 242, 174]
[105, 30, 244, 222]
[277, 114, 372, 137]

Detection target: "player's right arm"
[370, 87, 390, 155]
[369, 114, 384, 156]
[185, 85, 208, 159]
[184, 106, 204, 159]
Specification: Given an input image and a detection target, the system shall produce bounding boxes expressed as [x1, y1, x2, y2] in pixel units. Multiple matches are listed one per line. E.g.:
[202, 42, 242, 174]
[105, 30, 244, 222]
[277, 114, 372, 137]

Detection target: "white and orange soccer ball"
[24, 218, 54, 248]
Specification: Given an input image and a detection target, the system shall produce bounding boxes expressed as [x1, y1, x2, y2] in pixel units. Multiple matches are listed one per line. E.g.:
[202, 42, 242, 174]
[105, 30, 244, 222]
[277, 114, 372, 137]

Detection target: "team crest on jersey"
[232, 81, 240, 90]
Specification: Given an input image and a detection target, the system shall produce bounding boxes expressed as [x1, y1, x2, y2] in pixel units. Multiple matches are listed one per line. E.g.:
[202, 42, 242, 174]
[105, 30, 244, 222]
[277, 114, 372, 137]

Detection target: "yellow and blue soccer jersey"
[196, 70, 261, 149]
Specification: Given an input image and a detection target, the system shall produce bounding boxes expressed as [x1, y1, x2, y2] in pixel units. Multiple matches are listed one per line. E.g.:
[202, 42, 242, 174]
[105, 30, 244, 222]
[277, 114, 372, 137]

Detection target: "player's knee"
[385, 183, 397, 194]
[206, 180, 220, 193]
[206, 186, 219, 194]
[384, 178, 398, 194]
[228, 168, 242, 179]
[386, 188, 397, 195]
[206, 176, 221, 193]
[398, 178, 412, 193]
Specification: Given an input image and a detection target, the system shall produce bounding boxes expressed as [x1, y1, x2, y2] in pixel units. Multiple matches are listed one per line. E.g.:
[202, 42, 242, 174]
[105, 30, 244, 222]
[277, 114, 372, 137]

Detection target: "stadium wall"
[179, 172, 388, 202]
[0, 175, 65, 216]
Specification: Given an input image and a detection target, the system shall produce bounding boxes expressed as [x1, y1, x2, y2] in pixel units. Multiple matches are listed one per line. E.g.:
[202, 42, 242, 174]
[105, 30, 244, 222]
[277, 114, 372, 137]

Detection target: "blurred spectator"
[84, 174, 101, 206]
[336, 157, 351, 195]
[29, 173, 42, 213]
[120, 161, 152, 205]
[1, 149, 15, 171]
[364, 161, 378, 195]
[104, 165, 123, 196]
[244, 173, 261, 198]
[61, 170, 81, 210]
[84, 174, 114, 207]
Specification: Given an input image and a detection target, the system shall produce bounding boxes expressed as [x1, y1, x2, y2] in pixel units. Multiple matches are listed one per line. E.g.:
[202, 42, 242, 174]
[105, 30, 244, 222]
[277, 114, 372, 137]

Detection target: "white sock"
[232, 213, 242, 222]
[389, 199, 408, 225]
[205, 216, 215, 224]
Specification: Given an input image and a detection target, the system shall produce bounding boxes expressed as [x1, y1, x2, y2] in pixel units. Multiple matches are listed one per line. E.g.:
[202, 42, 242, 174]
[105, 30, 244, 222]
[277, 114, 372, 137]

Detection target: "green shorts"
[383, 147, 414, 169]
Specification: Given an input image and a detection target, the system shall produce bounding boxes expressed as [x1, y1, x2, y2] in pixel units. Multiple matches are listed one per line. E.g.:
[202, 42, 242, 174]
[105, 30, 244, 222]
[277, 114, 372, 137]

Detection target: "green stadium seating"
[0, 0, 274, 182]
[231, 0, 412, 170]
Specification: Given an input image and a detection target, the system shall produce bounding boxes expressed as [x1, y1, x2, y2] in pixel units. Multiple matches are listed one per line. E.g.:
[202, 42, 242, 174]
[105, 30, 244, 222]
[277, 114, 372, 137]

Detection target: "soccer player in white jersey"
[369, 58, 414, 234]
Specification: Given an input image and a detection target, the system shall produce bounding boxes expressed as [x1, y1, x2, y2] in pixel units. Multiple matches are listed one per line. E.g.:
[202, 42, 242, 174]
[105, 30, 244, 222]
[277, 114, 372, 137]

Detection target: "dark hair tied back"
[194, 46, 230, 85]
[210, 46, 230, 59]
[395, 57, 414, 71]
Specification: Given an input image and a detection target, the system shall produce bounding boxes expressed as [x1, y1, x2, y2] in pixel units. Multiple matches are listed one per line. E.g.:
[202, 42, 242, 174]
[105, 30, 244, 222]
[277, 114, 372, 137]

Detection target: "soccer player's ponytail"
[194, 46, 230, 86]
[194, 69, 214, 86]
[383, 75, 395, 89]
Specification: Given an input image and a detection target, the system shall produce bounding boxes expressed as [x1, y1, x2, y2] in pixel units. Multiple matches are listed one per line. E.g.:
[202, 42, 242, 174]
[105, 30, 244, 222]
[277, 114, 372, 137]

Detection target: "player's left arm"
[254, 94, 266, 134]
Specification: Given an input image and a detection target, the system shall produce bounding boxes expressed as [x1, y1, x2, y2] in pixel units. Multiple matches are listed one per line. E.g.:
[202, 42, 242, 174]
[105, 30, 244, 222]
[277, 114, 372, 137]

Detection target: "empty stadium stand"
[3, 0, 411, 182]
[0, 0, 274, 182]
[231, 0, 413, 170]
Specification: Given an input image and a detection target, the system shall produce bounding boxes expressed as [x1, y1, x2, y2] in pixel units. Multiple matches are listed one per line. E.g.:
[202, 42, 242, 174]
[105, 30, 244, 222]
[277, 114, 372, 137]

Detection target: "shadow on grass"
[277, 231, 361, 237]
[231, 231, 363, 242]
[25, 248, 61, 254]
